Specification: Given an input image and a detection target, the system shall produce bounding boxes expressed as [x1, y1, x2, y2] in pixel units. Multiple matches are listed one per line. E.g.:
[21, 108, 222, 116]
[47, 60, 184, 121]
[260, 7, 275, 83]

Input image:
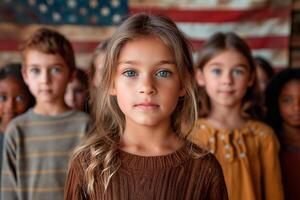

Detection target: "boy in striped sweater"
[1, 28, 90, 200]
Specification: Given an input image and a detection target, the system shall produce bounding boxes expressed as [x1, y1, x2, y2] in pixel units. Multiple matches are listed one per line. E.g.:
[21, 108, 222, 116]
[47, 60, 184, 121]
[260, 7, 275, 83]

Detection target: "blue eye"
[232, 68, 245, 76]
[0, 95, 6, 102]
[156, 70, 171, 78]
[123, 70, 136, 77]
[15, 95, 25, 102]
[51, 67, 61, 74]
[211, 68, 221, 75]
[29, 68, 40, 75]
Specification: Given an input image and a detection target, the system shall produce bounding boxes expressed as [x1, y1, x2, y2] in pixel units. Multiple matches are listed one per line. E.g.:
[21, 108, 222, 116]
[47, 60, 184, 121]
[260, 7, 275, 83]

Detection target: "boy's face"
[22, 49, 71, 105]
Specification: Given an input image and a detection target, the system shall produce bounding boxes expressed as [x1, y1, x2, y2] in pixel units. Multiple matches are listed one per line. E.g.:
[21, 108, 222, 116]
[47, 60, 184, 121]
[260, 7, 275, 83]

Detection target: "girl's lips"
[135, 103, 159, 109]
[219, 90, 235, 95]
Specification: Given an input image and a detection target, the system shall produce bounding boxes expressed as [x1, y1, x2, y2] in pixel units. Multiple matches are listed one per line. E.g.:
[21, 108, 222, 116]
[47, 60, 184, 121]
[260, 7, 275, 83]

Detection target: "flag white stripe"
[177, 19, 289, 40]
[129, 0, 289, 9]
[0, 23, 116, 42]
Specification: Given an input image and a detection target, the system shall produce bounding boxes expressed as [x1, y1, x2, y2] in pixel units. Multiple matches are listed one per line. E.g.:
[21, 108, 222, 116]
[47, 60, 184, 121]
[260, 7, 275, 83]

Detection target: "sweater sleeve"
[64, 155, 86, 200]
[207, 154, 229, 200]
[1, 125, 19, 200]
[259, 126, 284, 200]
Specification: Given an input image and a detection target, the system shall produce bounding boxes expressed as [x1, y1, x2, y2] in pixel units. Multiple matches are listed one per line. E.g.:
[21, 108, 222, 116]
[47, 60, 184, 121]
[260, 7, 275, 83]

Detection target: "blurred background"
[0, 0, 295, 70]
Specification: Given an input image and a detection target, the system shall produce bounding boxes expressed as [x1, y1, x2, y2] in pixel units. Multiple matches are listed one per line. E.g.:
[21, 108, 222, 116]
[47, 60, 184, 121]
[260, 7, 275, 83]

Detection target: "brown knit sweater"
[64, 143, 228, 200]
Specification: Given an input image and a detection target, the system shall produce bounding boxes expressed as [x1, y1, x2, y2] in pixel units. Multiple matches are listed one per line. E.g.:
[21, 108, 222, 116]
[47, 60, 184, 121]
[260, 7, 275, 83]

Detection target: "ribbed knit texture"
[64, 143, 228, 200]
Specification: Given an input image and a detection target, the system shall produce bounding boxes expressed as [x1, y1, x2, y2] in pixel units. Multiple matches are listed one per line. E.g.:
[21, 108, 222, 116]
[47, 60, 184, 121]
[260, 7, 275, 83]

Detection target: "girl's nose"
[5, 97, 14, 112]
[222, 72, 233, 85]
[139, 75, 156, 95]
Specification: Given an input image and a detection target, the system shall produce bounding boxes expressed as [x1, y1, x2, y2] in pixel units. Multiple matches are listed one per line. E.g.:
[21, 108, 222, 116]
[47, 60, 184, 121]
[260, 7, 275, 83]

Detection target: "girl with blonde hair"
[64, 13, 228, 199]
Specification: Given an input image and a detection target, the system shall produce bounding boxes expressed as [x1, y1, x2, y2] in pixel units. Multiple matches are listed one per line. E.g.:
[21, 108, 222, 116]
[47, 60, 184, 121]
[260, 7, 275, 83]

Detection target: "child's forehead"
[281, 80, 300, 93]
[24, 49, 68, 67]
[205, 50, 250, 67]
[0, 77, 25, 91]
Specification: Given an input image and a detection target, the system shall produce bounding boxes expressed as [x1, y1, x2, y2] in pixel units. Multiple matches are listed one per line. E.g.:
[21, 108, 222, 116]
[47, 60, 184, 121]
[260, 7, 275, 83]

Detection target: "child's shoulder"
[193, 118, 213, 132]
[245, 120, 275, 136]
[67, 109, 90, 120]
[6, 109, 34, 128]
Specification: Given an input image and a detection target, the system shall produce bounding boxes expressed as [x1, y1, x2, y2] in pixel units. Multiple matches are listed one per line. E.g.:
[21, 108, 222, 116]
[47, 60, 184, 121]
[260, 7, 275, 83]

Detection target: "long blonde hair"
[71, 13, 198, 194]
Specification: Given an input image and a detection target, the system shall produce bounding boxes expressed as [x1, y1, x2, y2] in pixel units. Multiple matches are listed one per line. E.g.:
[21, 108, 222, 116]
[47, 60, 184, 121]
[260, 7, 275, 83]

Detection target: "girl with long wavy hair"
[64, 13, 228, 200]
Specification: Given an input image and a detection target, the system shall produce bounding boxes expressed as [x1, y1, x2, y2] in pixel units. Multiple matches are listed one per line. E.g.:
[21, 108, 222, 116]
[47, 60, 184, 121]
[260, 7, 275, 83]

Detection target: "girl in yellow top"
[189, 32, 284, 200]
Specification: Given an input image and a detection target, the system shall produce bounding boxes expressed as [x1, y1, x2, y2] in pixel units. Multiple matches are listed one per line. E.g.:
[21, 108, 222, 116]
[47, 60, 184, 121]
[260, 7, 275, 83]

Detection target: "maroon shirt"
[280, 146, 300, 200]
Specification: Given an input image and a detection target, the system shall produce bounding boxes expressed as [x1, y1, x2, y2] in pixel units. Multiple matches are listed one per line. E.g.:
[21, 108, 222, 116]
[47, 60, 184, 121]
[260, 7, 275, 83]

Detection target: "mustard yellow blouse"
[188, 119, 284, 200]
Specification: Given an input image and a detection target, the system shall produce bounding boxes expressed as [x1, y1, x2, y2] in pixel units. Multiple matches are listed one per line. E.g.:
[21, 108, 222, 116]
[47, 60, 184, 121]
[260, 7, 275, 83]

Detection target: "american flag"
[0, 0, 291, 69]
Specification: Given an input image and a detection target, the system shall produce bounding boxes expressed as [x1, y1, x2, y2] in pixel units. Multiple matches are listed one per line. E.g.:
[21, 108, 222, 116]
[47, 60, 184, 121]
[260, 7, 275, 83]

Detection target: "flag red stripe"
[129, 6, 290, 23]
[0, 36, 288, 52]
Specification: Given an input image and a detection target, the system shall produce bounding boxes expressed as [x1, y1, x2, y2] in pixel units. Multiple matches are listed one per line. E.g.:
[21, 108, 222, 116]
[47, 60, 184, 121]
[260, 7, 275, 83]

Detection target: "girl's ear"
[195, 69, 206, 86]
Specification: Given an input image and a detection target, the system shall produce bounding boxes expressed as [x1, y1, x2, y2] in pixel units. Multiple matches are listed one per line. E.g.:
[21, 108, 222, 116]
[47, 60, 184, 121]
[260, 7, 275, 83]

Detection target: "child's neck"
[282, 123, 300, 149]
[207, 103, 247, 130]
[33, 101, 71, 116]
[120, 122, 183, 156]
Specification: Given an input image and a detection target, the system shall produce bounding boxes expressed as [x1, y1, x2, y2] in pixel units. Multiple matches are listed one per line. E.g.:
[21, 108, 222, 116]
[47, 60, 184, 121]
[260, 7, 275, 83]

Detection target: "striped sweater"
[1, 109, 90, 200]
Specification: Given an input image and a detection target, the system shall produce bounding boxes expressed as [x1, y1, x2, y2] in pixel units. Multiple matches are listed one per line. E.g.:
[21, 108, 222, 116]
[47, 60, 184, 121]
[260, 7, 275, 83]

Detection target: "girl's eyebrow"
[207, 62, 248, 68]
[117, 60, 176, 66]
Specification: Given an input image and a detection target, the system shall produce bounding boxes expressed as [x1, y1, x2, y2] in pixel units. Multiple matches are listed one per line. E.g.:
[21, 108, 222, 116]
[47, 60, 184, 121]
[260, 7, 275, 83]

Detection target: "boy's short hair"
[21, 27, 75, 71]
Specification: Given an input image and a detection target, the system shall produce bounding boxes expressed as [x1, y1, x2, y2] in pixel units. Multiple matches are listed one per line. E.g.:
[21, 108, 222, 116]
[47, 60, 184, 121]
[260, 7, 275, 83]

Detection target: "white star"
[39, 4, 48, 13]
[111, 0, 120, 7]
[101, 7, 110, 16]
[52, 12, 61, 21]
[67, 0, 77, 8]
[80, 7, 87, 16]
[28, 0, 36, 6]
[89, 0, 98, 8]
[112, 14, 121, 23]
